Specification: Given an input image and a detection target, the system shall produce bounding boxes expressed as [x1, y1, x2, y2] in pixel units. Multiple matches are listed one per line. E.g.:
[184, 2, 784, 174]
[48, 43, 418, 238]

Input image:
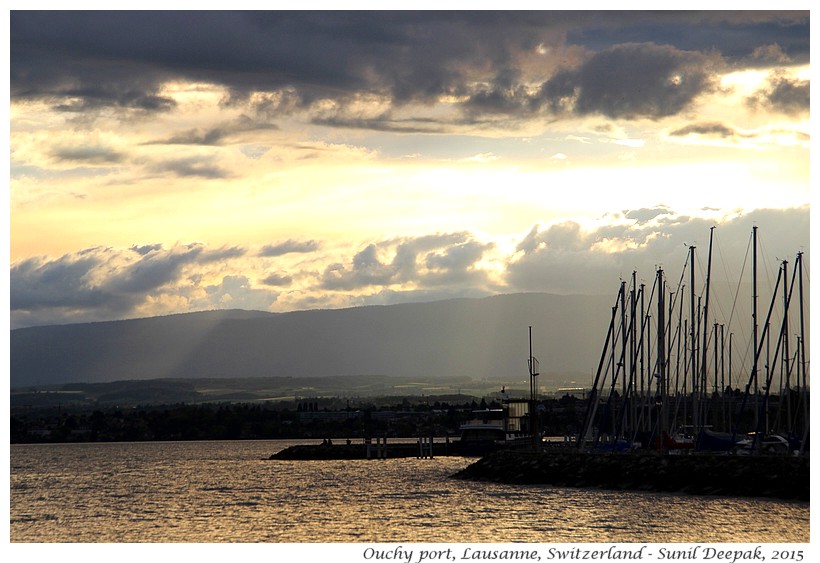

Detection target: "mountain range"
[10, 293, 616, 389]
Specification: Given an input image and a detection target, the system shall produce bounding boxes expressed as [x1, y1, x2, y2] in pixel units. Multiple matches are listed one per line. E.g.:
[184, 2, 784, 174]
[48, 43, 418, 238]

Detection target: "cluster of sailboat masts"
[577, 226, 809, 454]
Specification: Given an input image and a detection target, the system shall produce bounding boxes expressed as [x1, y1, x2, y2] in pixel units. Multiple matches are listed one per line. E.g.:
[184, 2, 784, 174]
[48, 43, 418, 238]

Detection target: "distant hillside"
[10, 293, 614, 388]
[9, 374, 520, 409]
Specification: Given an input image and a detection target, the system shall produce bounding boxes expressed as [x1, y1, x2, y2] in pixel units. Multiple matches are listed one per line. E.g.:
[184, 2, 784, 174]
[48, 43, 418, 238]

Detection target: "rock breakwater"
[269, 442, 455, 460]
[451, 449, 809, 501]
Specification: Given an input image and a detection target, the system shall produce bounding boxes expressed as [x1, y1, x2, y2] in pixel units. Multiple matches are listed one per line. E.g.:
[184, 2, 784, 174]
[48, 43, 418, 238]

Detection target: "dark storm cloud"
[261, 273, 293, 287]
[106, 245, 206, 294]
[747, 73, 810, 115]
[51, 145, 125, 164]
[11, 11, 487, 110]
[53, 90, 176, 114]
[535, 43, 718, 119]
[259, 239, 320, 257]
[564, 12, 809, 65]
[10, 248, 122, 312]
[109, 244, 246, 296]
[147, 116, 279, 146]
[311, 115, 447, 134]
[462, 42, 720, 120]
[10, 243, 249, 325]
[150, 156, 231, 179]
[669, 122, 738, 138]
[11, 11, 809, 125]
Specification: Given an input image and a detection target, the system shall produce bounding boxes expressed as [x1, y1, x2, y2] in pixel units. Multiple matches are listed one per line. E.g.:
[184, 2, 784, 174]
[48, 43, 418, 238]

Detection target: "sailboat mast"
[529, 325, 533, 408]
[657, 267, 666, 435]
[782, 259, 791, 432]
[689, 244, 697, 434]
[700, 226, 715, 429]
[797, 252, 808, 453]
[753, 226, 759, 400]
[577, 292, 621, 448]
[712, 322, 719, 428]
[620, 280, 627, 402]
[720, 324, 726, 430]
[640, 282, 646, 431]
[528, 325, 539, 449]
[631, 271, 638, 434]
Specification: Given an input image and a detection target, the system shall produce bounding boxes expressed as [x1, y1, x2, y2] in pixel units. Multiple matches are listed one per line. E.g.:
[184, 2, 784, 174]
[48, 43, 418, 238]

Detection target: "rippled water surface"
[10, 440, 809, 543]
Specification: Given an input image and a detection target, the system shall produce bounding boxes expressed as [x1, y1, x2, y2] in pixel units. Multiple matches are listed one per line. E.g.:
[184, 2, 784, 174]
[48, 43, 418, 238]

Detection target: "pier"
[451, 449, 809, 501]
[269, 437, 458, 460]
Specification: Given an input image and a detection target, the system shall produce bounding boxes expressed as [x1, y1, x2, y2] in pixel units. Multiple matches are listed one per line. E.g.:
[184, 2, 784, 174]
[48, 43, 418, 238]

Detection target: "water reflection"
[10, 441, 809, 543]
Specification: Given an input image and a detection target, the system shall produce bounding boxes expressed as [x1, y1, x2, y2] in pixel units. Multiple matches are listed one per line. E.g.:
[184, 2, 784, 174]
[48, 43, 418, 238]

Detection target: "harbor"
[270, 437, 809, 501]
[269, 226, 810, 502]
[451, 448, 809, 501]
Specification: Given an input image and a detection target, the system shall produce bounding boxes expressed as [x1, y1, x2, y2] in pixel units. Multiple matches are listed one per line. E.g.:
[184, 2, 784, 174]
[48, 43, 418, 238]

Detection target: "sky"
[8, 9, 811, 329]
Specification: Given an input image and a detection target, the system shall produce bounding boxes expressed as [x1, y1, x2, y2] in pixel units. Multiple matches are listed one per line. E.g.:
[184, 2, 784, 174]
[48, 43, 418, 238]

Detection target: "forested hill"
[11, 293, 613, 388]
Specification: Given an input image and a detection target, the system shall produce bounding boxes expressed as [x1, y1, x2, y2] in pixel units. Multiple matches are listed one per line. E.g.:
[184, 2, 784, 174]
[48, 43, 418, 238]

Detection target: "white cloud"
[9, 206, 808, 329]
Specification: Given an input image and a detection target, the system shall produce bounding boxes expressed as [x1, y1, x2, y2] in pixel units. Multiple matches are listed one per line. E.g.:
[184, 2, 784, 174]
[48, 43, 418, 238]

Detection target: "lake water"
[10, 440, 810, 544]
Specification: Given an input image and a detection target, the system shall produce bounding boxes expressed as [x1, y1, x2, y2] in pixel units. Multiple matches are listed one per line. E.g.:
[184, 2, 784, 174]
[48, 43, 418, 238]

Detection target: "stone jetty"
[269, 440, 454, 460]
[451, 449, 809, 501]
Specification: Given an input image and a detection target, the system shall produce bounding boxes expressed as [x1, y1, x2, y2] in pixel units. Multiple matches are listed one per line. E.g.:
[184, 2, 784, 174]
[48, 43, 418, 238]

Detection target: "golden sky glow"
[9, 10, 810, 328]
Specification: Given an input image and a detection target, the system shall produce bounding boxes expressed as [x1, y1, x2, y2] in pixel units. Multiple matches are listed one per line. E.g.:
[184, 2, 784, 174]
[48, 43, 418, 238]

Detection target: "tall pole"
[674, 295, 683, 432]
[689, 246, 699, 437]
[700, 226, 715, 430]
[782, 259, 791, 432]
[752, 226, 759, 427]
[697, 297, 702, 427]
[732, 265, 783, 448]
[529, 326, 539, 450]
[668, 291, 674, 424]
[683, 318, 688, 429]
[720, 324, 726, 430]
[631, 272, 638, 435]
[657, 267, 666, 437]
[713, 323, 719, 395]
[640, 283, 646, 431]
[577, 291, 621, 448]
[713, 322, 719, 428]
[729, 333, 733, 391]
[729, 331, 734, 432]
[689, 244, 698, 436]
[529, 325, 533, 408]
[621, 280, 627, 400]
[797, 252, 808, 453]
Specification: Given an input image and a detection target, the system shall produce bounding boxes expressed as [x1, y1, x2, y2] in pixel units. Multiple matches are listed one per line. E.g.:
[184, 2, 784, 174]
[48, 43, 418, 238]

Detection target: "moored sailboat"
[576, 226, 809, 456]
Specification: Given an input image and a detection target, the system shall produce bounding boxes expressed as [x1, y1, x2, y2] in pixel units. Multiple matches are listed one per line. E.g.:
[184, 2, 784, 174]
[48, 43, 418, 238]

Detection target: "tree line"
[10, 395, 587, 443]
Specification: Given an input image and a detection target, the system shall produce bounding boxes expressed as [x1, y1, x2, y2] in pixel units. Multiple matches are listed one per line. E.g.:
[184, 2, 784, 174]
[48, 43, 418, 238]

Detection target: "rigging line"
[612, 272, 659, 439]
[732, 264, 784, 443]
[706, 228, 732, 330]
[725, 230, 756, 379]
[666, 247, 690, 321]
[736, 325, 753, 382]
[756, 233, 780, 297]
[754, 261, 799, 445]
[577, 284, 623, 448]
[638, 276, 658, 423]
[801, 252, 810, 283]
[723, 231, 752, 342]
[659, 249, 690, 370]
[693, 245, 709, 300]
